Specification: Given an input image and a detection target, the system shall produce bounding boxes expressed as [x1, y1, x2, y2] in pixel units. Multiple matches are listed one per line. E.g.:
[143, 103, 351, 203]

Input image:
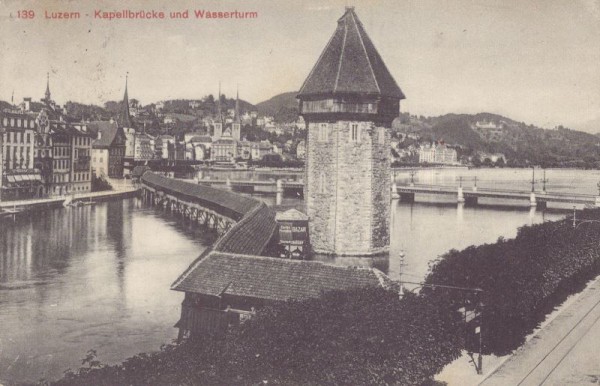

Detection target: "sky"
[1, 0, 599, 131]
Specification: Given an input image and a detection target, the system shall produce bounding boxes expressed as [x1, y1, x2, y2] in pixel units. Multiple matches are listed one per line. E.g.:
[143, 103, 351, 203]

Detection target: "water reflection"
[1, 167, 583, 383]
[0, 199, 214, 384]
[308, 201, 564, 285]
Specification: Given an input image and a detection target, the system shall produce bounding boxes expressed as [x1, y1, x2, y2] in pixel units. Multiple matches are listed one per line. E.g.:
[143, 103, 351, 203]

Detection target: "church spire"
[235, 85, 240, 122]
[216, 81, 222, 122]
[45, 72, 51, 101]
[119, 72, 134, 128]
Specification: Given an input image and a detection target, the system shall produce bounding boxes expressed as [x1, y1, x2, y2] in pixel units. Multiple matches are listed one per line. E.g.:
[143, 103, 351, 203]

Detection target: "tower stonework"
[298, 7, 405, 256]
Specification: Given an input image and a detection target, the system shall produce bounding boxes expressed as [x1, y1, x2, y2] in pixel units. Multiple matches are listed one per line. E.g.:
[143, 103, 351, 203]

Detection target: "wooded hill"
[394, 112, 600, 167]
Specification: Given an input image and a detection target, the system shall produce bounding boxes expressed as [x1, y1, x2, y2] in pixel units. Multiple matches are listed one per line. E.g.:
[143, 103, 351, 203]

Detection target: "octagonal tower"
[298, 7, 405, 255]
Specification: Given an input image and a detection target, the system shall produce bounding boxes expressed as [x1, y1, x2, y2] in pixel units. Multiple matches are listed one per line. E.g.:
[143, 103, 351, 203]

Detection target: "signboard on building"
[275, 208, 309, 259]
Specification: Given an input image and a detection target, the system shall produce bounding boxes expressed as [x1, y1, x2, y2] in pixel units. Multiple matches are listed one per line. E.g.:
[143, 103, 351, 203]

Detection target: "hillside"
[255, 92, 299, 123]
[1, 95, 256, 122]
[394, 111, 600, 167]
[429, 114, 484, 148]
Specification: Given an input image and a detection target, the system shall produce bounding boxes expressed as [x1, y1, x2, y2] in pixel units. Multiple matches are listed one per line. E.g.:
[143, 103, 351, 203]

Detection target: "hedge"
[51, 288, 463, 386]
[424, 208, 600, 354]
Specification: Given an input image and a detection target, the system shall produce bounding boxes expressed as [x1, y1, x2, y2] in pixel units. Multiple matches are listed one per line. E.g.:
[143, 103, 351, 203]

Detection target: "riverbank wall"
[0, 188, 139, 216]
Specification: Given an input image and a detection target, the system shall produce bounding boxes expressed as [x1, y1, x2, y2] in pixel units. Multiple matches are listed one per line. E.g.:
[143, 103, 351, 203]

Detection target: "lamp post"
[541, 169, 548, 194]
[530, 166, 536, 193]
[0, 127, 4, 208]
[402, 279, 484, 374]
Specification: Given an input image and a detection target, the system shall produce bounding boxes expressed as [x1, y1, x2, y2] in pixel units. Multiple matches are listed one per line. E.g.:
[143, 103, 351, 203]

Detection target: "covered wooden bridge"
[140, 171, 393, 340]
[140, 172, 269, 236]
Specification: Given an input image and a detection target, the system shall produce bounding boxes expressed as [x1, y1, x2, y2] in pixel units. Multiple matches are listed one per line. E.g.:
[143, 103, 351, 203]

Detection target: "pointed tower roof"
[45, 72, 51, 101]
[297, 7, 404, 100]
[216, 81, 223, 122]
[234, 86, 241, 123]
[119, 73, 135, 128]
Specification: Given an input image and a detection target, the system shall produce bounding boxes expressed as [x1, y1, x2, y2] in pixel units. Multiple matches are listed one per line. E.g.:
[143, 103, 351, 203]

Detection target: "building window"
[378, 127, 386, 145]
[350, 123, 360, 142]
[318, 123, 328, 142]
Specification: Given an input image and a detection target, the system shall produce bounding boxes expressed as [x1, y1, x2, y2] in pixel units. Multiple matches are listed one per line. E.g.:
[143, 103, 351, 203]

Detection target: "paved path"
[480, 276, 600, 385]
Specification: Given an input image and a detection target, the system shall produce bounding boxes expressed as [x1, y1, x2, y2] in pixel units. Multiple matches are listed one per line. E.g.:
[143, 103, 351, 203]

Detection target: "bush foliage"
[52, 288, 463, 386]
[424, 208, 600, 354]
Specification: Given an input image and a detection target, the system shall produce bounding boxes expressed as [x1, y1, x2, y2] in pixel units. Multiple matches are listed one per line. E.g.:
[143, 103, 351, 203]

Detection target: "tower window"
[350, 123, 360, 142]
[318, 172, 326, 194]
[318, 123, 328, 142]
[378, 127, 386, 145]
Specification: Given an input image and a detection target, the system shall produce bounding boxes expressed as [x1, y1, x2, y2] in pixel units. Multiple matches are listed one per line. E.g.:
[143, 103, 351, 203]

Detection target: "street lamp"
[541, 169, 548, 194]
[530, 166, 536, 193]
[0, 127, 4, 207]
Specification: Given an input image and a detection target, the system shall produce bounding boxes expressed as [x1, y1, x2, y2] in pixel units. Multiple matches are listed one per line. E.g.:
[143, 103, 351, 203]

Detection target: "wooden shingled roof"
[297, 7, 405, 100]
[212, 202, 277, 255]
[171, 252, 392, 301]
[141, 172, 261, 221]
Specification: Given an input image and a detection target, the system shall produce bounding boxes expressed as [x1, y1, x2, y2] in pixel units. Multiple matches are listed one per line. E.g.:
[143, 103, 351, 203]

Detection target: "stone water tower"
[297, 7, 405, 255]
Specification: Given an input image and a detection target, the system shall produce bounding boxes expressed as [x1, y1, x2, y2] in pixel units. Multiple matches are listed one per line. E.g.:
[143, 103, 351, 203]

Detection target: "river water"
[1, 168, 595, 383]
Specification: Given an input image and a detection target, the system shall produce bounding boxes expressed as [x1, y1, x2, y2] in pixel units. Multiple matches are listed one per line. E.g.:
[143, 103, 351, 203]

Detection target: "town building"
[156, 135, 175, 159]
[168, 141, 186, 161]
[188, 135, 212, 161]
[89, 120, 126, 179]
[251, 140, 273, 160]
[418, 143, 458, 165]
[238, 140, 253, 160]
[133, 133, 155, 161]
[211, 138, 237, 162]
[476, 152, 506, 164]
[211, 86, 244, 162]
[68, 123, 93, 193]
[123, 127, 136, 158]
[34, 108, 54, 194]
[23, 74, 93, 196]
[0, 111, 42, 199]
[297, 7, 405, 255]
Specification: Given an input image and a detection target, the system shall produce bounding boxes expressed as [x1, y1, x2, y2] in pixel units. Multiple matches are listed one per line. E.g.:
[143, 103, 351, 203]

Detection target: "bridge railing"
[400, 183, 596, 198]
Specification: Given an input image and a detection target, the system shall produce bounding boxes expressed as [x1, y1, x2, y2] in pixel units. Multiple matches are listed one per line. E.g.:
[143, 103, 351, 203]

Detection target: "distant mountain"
[395, 111, 600, 167]
[255, 92, 299, 123]
[429, 114, 484, 148]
